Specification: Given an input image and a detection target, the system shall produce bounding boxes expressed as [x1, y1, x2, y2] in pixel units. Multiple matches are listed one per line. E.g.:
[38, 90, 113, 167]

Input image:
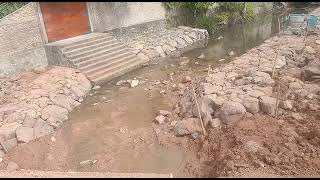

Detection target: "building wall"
[87, 2, 166, 32]
[0, 2, 48, 76]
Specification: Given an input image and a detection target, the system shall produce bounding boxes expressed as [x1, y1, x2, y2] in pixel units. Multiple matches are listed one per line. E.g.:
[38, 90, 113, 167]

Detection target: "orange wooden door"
[40, 2, 90, 42]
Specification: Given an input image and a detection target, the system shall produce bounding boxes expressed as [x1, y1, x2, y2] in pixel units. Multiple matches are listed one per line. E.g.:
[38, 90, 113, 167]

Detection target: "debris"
[155, 115, 166, 125]
[197, 53, 205, 59]
[130, 80, 139, 88]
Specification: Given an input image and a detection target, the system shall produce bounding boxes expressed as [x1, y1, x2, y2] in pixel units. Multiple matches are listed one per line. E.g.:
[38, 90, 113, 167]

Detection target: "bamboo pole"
[191, 84, 206, 136]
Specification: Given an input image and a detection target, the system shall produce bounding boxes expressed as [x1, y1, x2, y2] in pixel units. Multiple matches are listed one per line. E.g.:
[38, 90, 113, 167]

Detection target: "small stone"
[174, 118, 203, 136]
[32, 67, 46, 74]
[6, 162, 19, 172]
[291, 113, 303, 120]
[280, 100, 293, 110]
[155, 115, 166, 125]
[79, 160, 94, 166]
[217, 35, 223, 40]
[51, 136, 56, 142]
[116, 80, 127, 86]
[244, 141, 262, 153]
[197, 53, 205, 59]
[158, 110, 172, 117]
[182, 76, 192, 83]
[209, 118, 222, 128]
[171, 121, 177, 126]
[78, 97, 84, 102]
[229, 51, 235, 56]
[92, 103, 98, 106]
[191, 132, 199, 139]
[92, 85, 101, 90]
[219, 59, 226, 62]
[130, 80, 139, 88]
[315, 40, 320, 45]
[195, 62, 199, 65]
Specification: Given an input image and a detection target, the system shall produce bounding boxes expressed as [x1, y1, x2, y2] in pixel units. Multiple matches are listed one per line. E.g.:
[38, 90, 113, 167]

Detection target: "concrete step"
[64, 39, 118, 57]
[88, 57, 147, 84]
[78, 51, 135, 71]
[82, 53, 137, 75]
[61, 35, 114, 53]
[65, 42, 124, 59]
[75, 48, 130, 68]
[47, 33, 108, 48]
[70, 45, 129, 65]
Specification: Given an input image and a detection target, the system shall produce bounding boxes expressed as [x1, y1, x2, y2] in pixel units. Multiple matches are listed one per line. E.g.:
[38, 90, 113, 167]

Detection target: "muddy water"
[58, 13, 286, 175]
[5, 6, 318, 177]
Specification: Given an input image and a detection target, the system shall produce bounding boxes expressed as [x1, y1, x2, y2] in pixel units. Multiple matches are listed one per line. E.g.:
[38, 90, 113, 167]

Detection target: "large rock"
[6, 162, 19, 172]
[174, 118, 203, 136]
[206, 94, 226, 110]
[155, 46, 166, 57]
[259, 96, 277, 115]
[16, 127, 34, 143]
[242, 96, 260, 114]
[33, 119, 54, 138]
[41, 105, 68, 122]
[0, 122, 21, 141]
[303, 64, 320, 81]
[50, 95, 80, 112]
[305, 46, 316, 54]
[2, 138, 18, 152]
[199, 83, 222, 95]
[219, 101, 246, 125]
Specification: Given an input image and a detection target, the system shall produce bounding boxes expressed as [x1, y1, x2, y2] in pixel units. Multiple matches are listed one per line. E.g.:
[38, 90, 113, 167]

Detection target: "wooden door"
[40, 2, 91, 42]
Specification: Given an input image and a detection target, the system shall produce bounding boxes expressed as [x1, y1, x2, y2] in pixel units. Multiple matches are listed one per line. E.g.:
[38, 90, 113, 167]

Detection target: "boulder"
[200, 83, 222, 95]
[16, 127, 34, 143]
[50, 95, 79, 112]
[206, 94, 226, 110]
[280, 100, 293, 110]
[33, 119, 54, 138]
[219, 101, 246, 125]
[242, 96, 260, 114]
[0, 122, 21, 141]
[303, 64, 320, 81]
[259, 96, 277, 115]
[41, 105, 68, 122]
[155, 46, 166, 57]
[305, 46, 316, 54]
[137, 53, 150, 61]
[174, 118, 203, 136]
[2, 138, 18, 152]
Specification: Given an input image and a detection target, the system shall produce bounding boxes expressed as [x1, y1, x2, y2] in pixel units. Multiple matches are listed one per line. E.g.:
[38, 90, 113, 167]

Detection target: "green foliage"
[164, 2, 256, 34]
[0, 2, 28, 19]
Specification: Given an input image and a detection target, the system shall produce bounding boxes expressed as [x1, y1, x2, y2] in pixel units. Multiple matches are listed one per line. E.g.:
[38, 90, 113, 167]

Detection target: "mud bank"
[157, 29, 320, 177]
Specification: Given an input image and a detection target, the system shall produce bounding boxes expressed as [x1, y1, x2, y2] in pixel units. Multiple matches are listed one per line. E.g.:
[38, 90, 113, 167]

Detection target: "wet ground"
[2, 5, 319, 177]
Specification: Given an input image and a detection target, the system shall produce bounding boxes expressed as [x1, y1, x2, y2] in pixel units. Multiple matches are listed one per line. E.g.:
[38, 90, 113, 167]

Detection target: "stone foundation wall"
[112, 26, 209, 61]
[0, 2, 47, 77]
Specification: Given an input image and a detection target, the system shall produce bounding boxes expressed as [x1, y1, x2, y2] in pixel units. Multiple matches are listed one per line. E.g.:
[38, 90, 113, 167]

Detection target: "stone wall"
[87, 2, 166, 32]
[112, 26, 209, 61]
[0, 2, 47, 77]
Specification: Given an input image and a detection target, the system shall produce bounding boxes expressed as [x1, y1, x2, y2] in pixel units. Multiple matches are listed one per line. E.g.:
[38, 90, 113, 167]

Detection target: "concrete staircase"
[45, 33, 148, 85]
